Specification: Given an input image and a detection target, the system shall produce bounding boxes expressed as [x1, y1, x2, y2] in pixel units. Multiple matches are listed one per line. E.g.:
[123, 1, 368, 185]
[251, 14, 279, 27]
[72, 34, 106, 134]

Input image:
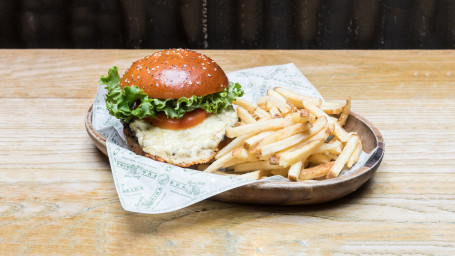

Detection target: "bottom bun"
[123, 107, 238, 168]
[123, 126, 217, 168]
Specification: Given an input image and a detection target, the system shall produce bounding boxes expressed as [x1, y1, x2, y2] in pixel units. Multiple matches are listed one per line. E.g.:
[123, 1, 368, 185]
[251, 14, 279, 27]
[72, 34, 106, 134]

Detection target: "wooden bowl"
[85, 105, 384, 205]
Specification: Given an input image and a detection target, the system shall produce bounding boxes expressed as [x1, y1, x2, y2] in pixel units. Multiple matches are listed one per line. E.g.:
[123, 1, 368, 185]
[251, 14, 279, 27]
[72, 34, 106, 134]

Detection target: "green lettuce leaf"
[100, 66, 244, 122]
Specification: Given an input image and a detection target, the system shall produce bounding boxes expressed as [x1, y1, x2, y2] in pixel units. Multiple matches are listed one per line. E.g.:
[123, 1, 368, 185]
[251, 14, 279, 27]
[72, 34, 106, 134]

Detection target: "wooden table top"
[1, 50, 454, 255]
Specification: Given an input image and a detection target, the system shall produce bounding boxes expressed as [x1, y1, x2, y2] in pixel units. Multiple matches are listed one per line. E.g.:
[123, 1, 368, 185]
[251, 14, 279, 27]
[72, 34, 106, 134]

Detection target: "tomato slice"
[144, 109, 210, 130]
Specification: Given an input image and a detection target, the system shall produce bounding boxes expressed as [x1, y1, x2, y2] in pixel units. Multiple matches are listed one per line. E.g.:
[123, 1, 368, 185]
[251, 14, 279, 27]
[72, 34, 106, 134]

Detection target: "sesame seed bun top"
[119, 49, 229, 99]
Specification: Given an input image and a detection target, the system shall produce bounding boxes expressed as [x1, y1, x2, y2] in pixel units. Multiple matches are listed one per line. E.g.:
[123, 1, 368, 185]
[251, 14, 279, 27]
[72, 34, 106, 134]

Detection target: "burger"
[100, 49, 243, 167]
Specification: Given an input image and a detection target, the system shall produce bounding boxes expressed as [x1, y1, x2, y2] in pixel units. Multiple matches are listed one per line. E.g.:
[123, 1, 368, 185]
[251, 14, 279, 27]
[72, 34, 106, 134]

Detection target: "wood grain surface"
[1, 50, 454, 255]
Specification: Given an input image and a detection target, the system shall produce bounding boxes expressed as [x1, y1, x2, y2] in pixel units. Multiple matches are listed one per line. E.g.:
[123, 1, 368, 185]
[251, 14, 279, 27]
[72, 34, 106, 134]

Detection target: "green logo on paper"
[158, 173, 170, 185]
[112, 148, 121, 156]
[163, 165, 173, 172]
[170, 180, 205, 196]
[141, 169, 158, 179]
[116, 160, 131, 170]
[135, 187, 163, 209]
[118, 162, 158, 180]
[122, 184, 144, 194]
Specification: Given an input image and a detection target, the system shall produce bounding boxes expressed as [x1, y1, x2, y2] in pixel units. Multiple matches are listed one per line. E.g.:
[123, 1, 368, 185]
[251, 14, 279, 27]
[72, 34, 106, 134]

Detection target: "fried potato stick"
[334, 122, 349, 142]
[288, 161, 303, 181]
[274, 87, 322, 107]
[215, 134, 249, 159]
[278, 139, 324, 167]
[237, 106, 256, 124]
[244, 131, 275, 150]
[267, 119, 329, 158]
[321, 101, 344, 115]
[271, 169, 289, 177]
[326, 134, 359, 178]
[346, 139, 362, 168]
[226, 118, 294, 138]
[253, 123, 309, 153]
[259, 133, 308, 157]
[308, 154, 332, 165]
[233, 98, 257, 112]
[205, 151, 235, 173]
[299, 162, 335, 180]
[238, 170, 263, 180]
[233, 161, 287, 173]
[337, 96, 351, 127]
[314, 140, 343, 155]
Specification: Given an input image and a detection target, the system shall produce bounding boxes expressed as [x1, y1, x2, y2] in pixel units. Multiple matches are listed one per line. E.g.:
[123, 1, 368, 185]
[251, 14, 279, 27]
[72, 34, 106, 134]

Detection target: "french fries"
[321, 101, 343, 115]
[274, 87, 322, 107]
[204, 87, 362, 182]
[253, 123, 309, 153]
[292, 109, 310, 123]
[233, 161, 286, 173]
[347, 139, 362, 168]
[278, 139, 324, 167]
[232, 98, 257, 112]
[259, 133, 308, 157]
[239, 170, 264, 180]
[254, 107, 272, 120]
[269, 105, 281, 118]
[267, 88, 287, 102]
[308, 154, 333, 165]
[205, 151, 236, 173]
[244, 131, 275, 150]
[338, 97, 351, 127]
[334, 122, 349, 142]
[215, 134, 249, 159]
[271, 169, 289, 177]
[267, 92, 292, 114]
[314, 140, 342, 155]
[288, 161, 303, 181]
[299, 162, 335, 180]
[236, 106, 256, 124]
[326, 134, 360, 178]
[226, 118, 293, 138]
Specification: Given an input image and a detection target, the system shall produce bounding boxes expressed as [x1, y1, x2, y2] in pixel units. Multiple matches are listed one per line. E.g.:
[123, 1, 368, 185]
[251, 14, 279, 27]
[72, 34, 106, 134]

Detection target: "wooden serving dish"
[86, 105, 384, 205]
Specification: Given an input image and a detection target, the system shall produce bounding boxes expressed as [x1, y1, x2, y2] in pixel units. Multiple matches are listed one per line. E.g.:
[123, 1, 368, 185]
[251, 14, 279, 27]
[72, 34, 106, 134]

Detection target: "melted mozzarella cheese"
[129, 107, 238, 166]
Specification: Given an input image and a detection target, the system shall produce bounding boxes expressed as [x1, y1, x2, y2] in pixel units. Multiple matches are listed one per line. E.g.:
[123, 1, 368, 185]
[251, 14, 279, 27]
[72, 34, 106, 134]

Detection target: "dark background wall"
[0, 0, 454, 49]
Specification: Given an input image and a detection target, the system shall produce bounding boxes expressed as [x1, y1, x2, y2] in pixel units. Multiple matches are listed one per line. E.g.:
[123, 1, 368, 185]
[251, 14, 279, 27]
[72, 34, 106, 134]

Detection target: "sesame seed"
[208, 74, 212, 77]
[196, 82, 200, 85]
